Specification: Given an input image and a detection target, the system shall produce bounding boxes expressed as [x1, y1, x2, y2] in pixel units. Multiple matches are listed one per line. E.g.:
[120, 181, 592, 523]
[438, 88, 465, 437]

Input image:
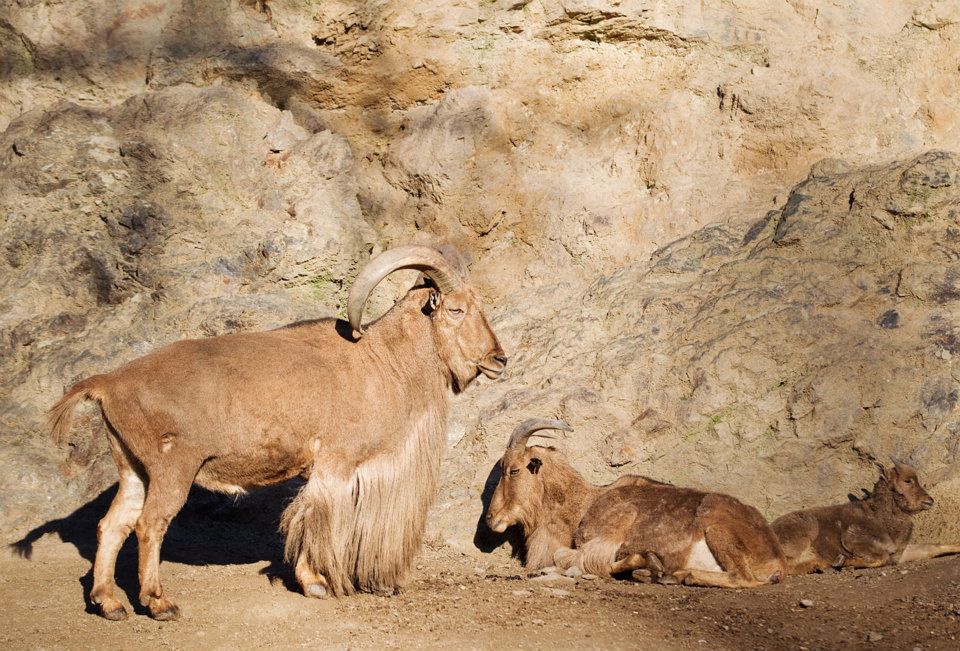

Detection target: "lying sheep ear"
[423, 290, 440, 315]
[883, 465, 897, 482]
[526, 458, 542, 474]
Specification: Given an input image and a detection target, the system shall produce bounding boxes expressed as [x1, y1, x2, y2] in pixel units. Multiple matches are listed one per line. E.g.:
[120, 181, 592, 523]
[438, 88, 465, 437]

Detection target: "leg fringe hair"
[576, 538, 623, 577]
[281, 412, 445, 596]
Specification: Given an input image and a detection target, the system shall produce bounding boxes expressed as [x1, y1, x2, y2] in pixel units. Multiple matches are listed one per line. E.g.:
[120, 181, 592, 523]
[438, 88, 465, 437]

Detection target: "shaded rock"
[0, 84, 373, 531]
[442, 151, 960, 554]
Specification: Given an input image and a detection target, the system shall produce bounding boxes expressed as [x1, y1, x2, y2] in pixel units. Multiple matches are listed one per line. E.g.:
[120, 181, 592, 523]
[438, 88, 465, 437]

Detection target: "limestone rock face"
[1, 1, 959, 547]
[0, 84, 374, 533]
[445, 151, 960, 552]
[4, 1, 960, 290]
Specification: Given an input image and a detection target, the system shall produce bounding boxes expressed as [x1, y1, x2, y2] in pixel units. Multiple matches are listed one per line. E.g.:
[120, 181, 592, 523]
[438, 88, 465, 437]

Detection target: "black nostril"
[493, 354, 507, 366]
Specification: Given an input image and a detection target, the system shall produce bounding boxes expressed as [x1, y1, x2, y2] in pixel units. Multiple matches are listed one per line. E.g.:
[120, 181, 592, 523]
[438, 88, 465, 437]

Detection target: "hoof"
[631, 570, 653, 584]
[150, 603, 181, 622]
[304, 583, 328, 599]
[373, 586, 397, 597]
[658, 574, 681, 586]
[563, 565, 583, 578]
[644, 552, 666, 575]
[101, 605, 128, 621]
[553, 548, 579, 570]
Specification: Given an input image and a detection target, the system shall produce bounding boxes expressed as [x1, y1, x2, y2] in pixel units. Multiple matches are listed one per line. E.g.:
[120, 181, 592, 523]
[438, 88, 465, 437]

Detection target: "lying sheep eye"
[447, 307, 464, 316]
[508, 468, 520, 476]
[905, 478, 913, 484]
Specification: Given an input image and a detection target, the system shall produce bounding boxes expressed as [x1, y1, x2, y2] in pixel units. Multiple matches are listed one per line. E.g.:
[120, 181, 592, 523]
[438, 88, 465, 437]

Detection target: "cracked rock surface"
[451, 151, 960, 553]
[1, 1, 959, 546]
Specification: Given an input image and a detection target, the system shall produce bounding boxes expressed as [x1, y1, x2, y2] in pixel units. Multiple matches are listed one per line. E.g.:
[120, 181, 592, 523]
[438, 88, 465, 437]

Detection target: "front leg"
[295, 555, 330, 598]
[615, 551, 678, 584]
[839, 525, 895, 569]
[135, 465, 196, 621]
[553, 547, 579, 570]
[525, 528, 569, 570]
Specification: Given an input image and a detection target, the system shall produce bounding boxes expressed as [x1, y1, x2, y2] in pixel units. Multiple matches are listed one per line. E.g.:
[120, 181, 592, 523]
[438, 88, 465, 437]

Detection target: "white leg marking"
[685, 538, 723, 572]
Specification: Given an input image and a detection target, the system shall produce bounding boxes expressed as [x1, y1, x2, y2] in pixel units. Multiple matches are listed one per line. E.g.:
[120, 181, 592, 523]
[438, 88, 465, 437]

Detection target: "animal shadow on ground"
[473, 460, 526, 562]
[10, 480, 303, 615]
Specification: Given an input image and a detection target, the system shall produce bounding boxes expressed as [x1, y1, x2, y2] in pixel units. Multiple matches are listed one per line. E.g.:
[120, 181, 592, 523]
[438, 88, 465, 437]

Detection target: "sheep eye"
[508, 468, 519, 476]
[905, 478, 913, 483]
[447, 307, 464, 316]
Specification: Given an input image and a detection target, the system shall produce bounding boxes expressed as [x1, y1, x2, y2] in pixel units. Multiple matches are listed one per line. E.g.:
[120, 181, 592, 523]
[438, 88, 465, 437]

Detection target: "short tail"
[46, 377, 103, 446]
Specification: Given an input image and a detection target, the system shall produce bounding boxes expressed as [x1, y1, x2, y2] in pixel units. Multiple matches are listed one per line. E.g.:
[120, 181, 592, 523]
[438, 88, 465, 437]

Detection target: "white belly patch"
[685, 539, 723, 572]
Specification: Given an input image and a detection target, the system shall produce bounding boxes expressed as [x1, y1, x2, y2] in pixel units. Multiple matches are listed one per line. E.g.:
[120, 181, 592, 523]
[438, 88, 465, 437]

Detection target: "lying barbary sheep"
[485, 419, 786, 588]
[772, 463, 960, 575]
[48, 245, 507, 621]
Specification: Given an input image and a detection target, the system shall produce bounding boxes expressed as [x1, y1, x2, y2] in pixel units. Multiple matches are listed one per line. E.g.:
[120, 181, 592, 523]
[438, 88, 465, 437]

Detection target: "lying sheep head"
[347, 245, 507, 392]
[486, 418, 572, 533]
[881, 463, 934, 513]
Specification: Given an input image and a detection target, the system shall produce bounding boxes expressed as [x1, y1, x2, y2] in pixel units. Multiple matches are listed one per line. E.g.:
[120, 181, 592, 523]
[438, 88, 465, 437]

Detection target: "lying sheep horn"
[508, 418, 572, 450]
[348, 245, 464, 336]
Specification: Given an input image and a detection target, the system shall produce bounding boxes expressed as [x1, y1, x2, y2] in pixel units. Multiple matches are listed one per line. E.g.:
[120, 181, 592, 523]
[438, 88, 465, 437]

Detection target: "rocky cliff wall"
[1, 1, 958, 547]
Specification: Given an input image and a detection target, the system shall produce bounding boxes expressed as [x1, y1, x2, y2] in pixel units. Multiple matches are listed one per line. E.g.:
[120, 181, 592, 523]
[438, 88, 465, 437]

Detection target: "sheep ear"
[526, 458, 542, 475]
[426, 290, 440, 313]
[883, 465, 897, 482]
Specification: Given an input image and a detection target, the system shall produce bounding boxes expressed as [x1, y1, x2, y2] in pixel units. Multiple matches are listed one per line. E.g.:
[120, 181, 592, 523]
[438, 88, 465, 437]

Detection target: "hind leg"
[90, 434, 146, 620]
[898, 543, 960, 564]
[135, 460, 199, 620]
[697, 525, 781, 588]
[694, 495, 786, 586]
[677, 568, 765, 588]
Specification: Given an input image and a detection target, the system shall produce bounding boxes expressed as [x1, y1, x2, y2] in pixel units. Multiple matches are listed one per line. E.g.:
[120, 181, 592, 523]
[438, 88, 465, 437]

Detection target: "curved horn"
[508, 418, 572, 450]
[347, 245, 464, 336]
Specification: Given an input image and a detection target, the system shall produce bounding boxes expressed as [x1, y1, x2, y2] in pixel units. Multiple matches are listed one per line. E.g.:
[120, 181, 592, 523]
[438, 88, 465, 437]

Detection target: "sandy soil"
[3, 488, 960, 651]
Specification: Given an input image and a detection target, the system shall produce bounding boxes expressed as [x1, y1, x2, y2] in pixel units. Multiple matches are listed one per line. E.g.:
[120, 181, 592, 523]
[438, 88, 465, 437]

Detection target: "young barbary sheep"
[771, 463, 960, 575]
[485, 419, 786, 588]
[48, 245, 506, 621]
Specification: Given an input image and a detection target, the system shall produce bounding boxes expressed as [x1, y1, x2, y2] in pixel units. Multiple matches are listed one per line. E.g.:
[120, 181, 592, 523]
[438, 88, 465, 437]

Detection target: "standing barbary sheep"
[48, 246, 507, 621]
[486, 419, 786, 588]
[771, 463, 960, 575]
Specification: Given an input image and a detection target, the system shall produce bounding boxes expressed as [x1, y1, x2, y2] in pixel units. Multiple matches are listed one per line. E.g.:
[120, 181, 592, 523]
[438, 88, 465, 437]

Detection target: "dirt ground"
[3, 487, 960, 651]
